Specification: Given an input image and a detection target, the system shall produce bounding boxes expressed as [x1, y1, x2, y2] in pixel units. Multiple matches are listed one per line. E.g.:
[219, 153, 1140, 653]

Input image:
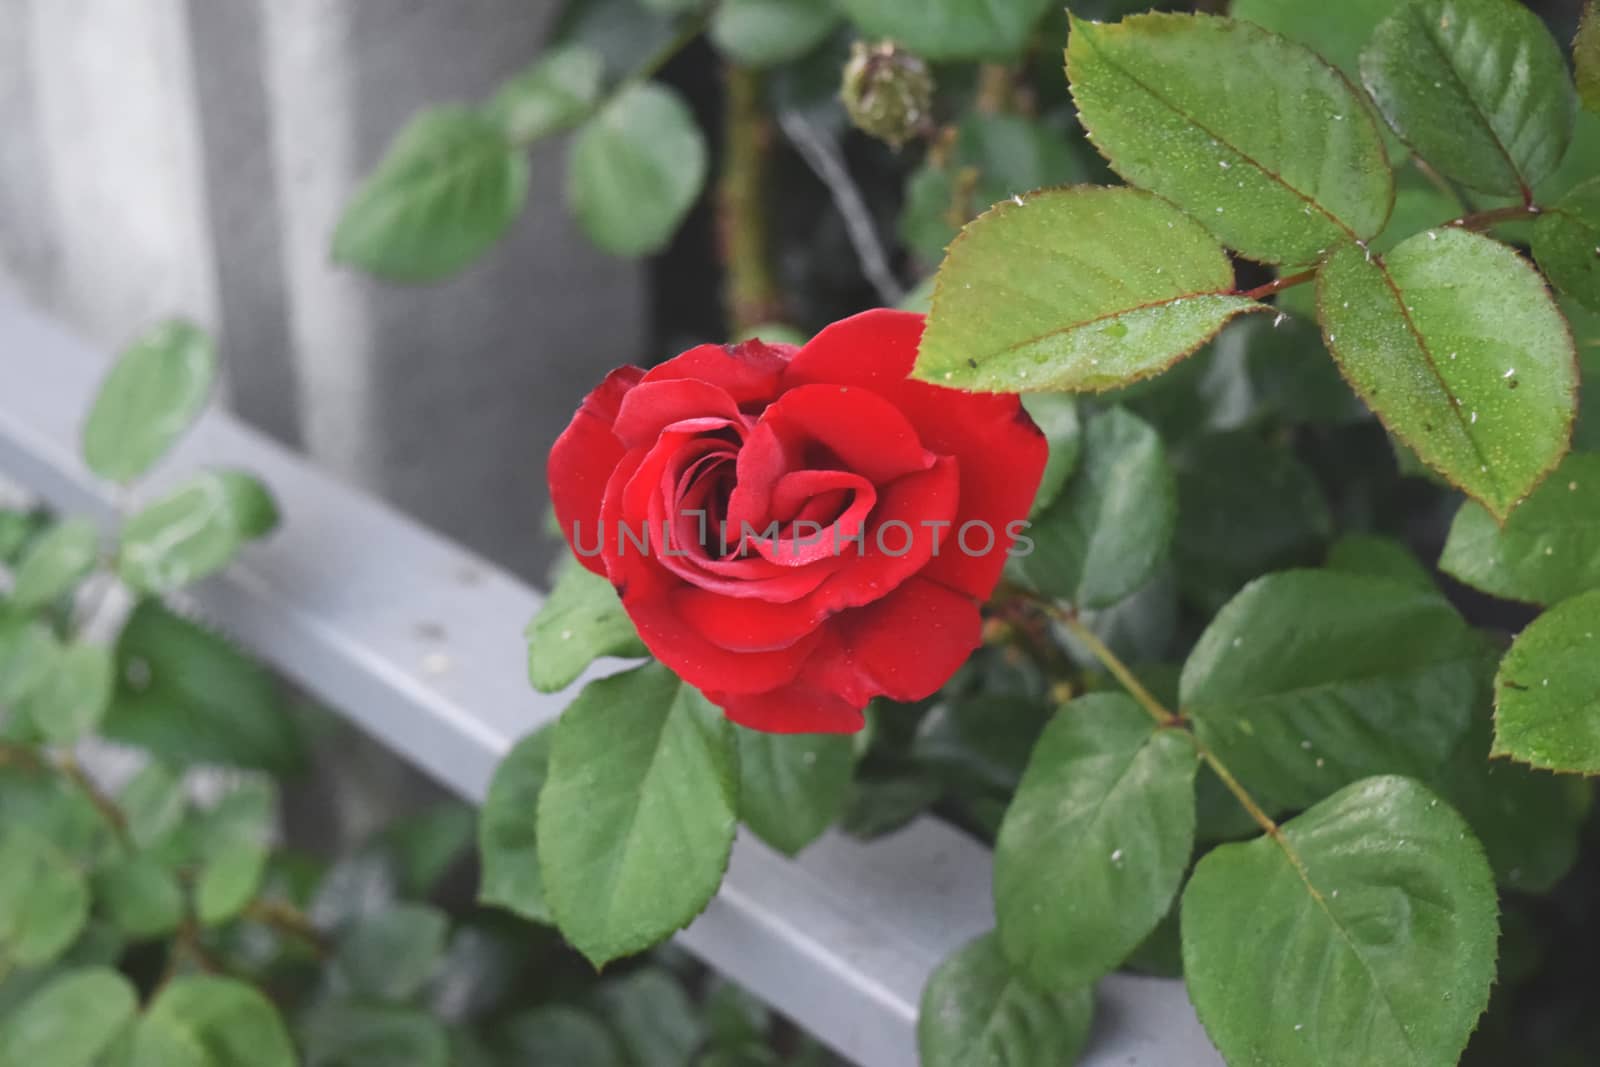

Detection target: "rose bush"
[548, 308, 1046, 732]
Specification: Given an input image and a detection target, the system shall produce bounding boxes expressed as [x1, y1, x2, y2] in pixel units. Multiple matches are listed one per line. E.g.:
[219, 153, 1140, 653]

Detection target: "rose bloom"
[548, 309, 1046, 733]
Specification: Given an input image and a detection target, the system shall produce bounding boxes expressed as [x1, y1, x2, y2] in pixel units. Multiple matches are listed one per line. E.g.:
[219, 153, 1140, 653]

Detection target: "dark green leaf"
[993, 693, 1197, 988]
[912, 696, 1049, 795]
[301, 1004, 449, 1067]
[1182, 570, 1482, 811]
[497, 1006, 623, 1067]
[914, 187, 1260, 391]
[1017, 408, 1175, 610]
[0, 967, 137, 1067]
[1021, 394, 1080, 517]
[0, 826, 90, 967]
[383, 802, 475, 897]
[1173, 431, 1332, 612]
[334, 904, 449, 1002]
[710, 0, 840, 67]
[10, 519, 98, 610]
[489, 45, 605, 143]
[1317, 227, 1577, 520]
[1440, 452, 1600, 605]
[478, 729, 553, 923]
[93, 856, 184, 939]
[1533, 176, 1600, 312]
[1493, 588, 1600, 774]
[1230, 0, 1395, 79]
[334, 108, 529, 282]
[106, 601, 302, 774]
[1361, 0, 1576, 196]
[592, 968, 702, 1067]
[538, 665, 738, 966]
[1430, 704, 1589, 892]
[1237, 313, 1366, 426]
[836, 0, 1053, 60]
[1325, 534, 1435, 592]
[735, 727, 853, 856]
[528, 562, 646, 693]
[146, 976, 294, 1067]
[917, 932, 1094, 1067]
[567, 84, 707, 258]
[82, 320, 215, 484]
[1181, 776, 1498, 1067]
[119, 471, 277, 594]
[1068, 12, 1393, 265]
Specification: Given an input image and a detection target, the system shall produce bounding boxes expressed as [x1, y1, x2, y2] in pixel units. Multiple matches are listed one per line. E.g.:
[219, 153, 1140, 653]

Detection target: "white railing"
[0, 292, 1221, 1067]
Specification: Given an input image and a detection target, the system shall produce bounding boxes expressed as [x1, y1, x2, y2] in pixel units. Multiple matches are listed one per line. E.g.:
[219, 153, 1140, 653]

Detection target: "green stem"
[1447, 203, 1542, 231]
[719, 64, 785, 334]
[244, 899, 332, 958]
[1239, 268, 1317, 302]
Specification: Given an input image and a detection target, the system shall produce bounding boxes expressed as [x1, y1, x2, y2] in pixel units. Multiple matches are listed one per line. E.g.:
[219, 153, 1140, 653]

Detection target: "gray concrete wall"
[0, 0, 647, 581]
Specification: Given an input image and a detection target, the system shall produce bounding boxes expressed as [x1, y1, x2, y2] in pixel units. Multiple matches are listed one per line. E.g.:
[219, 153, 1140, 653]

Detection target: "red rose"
[548, 309, 1047, 733]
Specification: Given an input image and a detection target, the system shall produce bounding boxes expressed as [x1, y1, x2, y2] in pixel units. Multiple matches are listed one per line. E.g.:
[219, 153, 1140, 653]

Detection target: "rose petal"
[760, 384, 935, 485]
[709, 676, 867, 734]
[644, 339, 791, 407]
[783, 308, 923, 392]
[550, 365, 646, 577]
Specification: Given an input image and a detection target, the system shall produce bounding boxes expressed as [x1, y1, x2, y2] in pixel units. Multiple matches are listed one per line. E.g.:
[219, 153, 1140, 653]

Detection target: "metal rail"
[0, 293, 1221, 1067]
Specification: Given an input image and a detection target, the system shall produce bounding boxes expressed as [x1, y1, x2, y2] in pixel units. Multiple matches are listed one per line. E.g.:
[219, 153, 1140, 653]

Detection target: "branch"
[718, 65, 785, 333]
[776, 109, 907, 306]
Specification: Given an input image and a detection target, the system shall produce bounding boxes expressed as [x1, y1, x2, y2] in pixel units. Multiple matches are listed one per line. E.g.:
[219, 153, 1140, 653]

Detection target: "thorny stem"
[719, 65, 786, 334]
[0, 742, 132, 847]
[1447, 203, 1542, 231]
[244, 899, 332, 958]
[1041, 604, 1286, 842]
[1240, 268, 1317, 302]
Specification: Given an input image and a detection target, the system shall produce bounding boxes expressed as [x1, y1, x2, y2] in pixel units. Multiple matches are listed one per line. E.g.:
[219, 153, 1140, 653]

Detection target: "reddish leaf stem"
[1240, 268, 1317, 302]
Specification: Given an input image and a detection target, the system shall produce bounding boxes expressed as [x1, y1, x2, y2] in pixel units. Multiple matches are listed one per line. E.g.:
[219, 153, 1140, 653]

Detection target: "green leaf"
[334, 108, 528, 282]
[194, 840, 268, 926]
[81, 320, 215, 485]
[1230, 0, 1394, 80]
[106, 601, 302, 774]
[1440, 452, 1600, 605]
[478, 730, 553, 923]
[993, 693, 1197, 989]
[527, 563, 646, 693]
[917, 931, 1094, 1067]
[1317, 227, 1577, 520]
[836, 0, 1052, 60]
[567, 83, 707, 258]
[1325, 534, 1435, 592]
[1373, 167, 1464, 253]
[710, 0, 839, 67]
[488, 45, 605, 143]
[914, 187, 1261, 391]
[1173, 431, 1333, 613]
[10, 519, 98, 610]
[1067, 13, 1393, 265]
[1534, 176, 1600, 312]
[302, 1004, 449, 1067]
[1021, 395, 1080, 517]
[146, 977, 294, 1067]
[1181, 776, 1498, 1067]
[334, 904, 449, 1002]
[383, 802, 475, 897]
[93, 856, 184, 939]
[898, 114, 1088, 264]
[537, 665, 738, 966]
[19, 642, 113, 746]
[1430, 705, 1588, 893]
[118, 764, 187, 850]
[1238, 313, 1366, 426]
[0, 826, 90, 967]
[1493, 588, 1600, 774]
[111, 1016, 211, 1067]
[0, 967, 137, 1067]
[1579, 2, 1600, 115]
[119, 470, 278, 594]
[497, 1006, 623, 1067]
[734, 727, 853, 856]
[1181, 570, 1482, 812]
[1361, 0, 1576, 197]
[912, 696, 1050, 795]
[592, 968, 702, 1067]
[1017, 408, 1175, 610]
[0, 620, 56, 713]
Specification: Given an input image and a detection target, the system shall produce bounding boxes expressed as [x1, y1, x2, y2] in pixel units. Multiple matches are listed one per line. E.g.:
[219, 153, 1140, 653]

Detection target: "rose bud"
[548, 309, 1046, 733]
[839, 40, 935, 149]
